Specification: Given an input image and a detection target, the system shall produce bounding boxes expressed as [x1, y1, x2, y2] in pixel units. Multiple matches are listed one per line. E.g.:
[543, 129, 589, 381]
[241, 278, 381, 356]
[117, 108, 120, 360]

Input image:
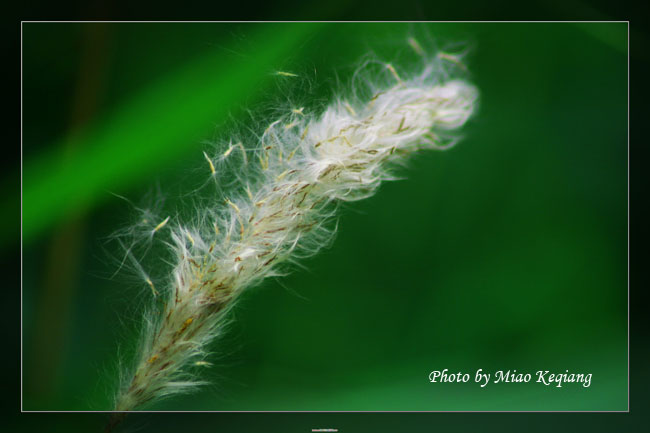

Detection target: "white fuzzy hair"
[113, 47, 478, 411]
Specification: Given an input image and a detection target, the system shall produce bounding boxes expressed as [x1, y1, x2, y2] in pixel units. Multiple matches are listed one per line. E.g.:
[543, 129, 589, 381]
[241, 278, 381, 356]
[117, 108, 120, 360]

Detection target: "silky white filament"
[113, 49, 479, 411]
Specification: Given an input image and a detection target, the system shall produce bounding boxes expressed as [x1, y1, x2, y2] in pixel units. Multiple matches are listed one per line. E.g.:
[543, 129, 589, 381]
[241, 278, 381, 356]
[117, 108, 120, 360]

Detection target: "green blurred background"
[19, 22, 627, 415]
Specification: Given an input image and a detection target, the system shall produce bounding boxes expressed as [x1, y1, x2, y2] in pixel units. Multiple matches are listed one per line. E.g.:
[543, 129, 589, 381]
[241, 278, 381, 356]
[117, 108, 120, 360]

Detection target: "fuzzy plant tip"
[111, 41, 478, 413]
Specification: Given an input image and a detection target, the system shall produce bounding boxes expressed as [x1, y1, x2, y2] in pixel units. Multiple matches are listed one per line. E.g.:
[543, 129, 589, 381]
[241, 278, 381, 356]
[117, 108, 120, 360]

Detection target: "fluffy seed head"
[114, 47, 478, 411]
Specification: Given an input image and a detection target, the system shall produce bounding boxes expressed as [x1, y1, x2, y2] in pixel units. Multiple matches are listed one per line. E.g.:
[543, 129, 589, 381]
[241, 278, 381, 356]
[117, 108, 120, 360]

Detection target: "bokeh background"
[18, 22, 627, 417]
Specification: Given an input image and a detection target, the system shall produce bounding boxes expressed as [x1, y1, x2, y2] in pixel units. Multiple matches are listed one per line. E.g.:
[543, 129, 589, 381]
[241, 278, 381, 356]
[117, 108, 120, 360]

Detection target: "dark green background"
[19, 22, 627, 417]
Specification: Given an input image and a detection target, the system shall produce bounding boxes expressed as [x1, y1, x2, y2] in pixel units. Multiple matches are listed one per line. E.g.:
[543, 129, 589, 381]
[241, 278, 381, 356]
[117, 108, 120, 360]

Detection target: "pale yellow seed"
[386, 63, 402, 83]
[438, 52, 467, 71]
[288, 144, 300, 161]
[407, 37, 424, 56]
[146, 278, 159, 296]
[301, 125, 310, 141]
[285, 121, 299, 130]
[259, 153, 269, 170]
[276, 169, 289, 181]
[226, 199, 241, 214]
[153, 216, 170, 233]
[275, 70, 298, 77]
[203, 151, 216, 175]
[264, 120, 281, 136]
[344, 101, 356, 116]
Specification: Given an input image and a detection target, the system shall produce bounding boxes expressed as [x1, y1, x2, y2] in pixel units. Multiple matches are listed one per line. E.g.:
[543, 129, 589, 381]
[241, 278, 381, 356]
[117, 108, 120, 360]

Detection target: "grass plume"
[111, 42, 479, 413]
